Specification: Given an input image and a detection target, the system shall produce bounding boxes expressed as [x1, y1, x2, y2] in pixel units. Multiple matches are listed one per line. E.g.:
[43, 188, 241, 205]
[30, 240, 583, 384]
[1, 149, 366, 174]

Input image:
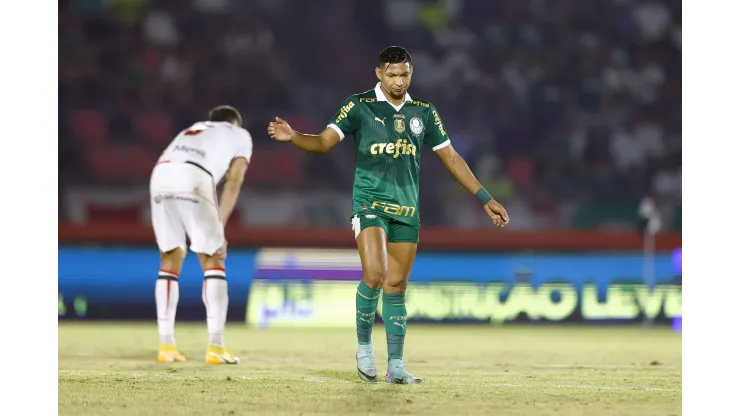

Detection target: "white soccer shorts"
[150, 162, 225, 255]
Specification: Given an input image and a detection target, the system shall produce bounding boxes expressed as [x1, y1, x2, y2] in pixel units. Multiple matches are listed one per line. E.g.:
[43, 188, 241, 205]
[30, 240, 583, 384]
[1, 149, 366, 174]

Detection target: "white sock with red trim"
[155, 270, 180, 346]
[202, 268, 228, 347]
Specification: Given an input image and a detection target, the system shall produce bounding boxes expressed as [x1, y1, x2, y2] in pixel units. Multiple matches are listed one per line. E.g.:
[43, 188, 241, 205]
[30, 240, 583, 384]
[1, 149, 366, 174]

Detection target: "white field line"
[59, 371, 678, 391]
[489, 382, 679, 392]
[449, 362, 679, 370]
[302, 377, 352, 384]
[531, 363, 680, 370]
[59, 371, 351, 384]
[65, 355, 680, 371]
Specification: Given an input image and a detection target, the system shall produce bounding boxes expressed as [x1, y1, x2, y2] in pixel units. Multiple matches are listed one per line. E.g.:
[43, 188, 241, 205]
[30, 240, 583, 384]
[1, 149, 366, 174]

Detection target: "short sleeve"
[234, 128, 253, 163]
[424, 104, 451, 151]
[327, 96, 360, 141]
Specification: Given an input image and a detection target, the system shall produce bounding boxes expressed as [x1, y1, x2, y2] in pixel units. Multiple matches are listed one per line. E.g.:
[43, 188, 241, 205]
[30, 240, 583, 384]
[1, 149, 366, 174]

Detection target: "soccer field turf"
[58, 322, 681, 415]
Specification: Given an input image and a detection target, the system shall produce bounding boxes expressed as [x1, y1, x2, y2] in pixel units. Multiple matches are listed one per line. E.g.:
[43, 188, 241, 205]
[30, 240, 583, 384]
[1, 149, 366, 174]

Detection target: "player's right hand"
[216, 240, 228, 261]
[267, 117, 294, 142]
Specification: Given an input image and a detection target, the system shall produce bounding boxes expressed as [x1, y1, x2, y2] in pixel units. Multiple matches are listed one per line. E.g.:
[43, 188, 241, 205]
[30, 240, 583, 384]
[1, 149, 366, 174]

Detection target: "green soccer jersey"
[327, 83, 451, 228]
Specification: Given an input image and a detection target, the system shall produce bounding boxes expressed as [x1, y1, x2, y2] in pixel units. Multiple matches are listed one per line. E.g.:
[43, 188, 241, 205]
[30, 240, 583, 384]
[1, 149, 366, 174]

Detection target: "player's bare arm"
[435, 144, 509, 227]
[218, 157, 248, 226]
[267, 117, 341, 154]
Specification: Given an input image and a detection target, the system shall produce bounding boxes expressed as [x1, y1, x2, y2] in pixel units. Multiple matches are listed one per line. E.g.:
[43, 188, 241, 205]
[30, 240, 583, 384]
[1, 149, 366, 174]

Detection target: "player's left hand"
[484, 199, 509, 227]
[267, 117, 295, 142]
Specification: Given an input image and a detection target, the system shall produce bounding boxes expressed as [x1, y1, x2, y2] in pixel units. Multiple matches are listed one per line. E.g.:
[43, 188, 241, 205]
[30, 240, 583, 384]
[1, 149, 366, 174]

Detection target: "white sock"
[155, 270, 180, 346]
[203, 269, 228, 347]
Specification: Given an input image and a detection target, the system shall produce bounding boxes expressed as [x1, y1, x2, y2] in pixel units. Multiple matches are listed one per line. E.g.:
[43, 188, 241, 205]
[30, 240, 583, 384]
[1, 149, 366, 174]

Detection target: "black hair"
[378, 46, 412, 69]
[208, 105, 242, 126]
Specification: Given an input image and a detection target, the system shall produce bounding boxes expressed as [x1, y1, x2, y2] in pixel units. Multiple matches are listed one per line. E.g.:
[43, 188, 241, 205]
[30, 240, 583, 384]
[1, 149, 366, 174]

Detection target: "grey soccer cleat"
[356, 343, 378, 383]
[385, 359, 422, 384]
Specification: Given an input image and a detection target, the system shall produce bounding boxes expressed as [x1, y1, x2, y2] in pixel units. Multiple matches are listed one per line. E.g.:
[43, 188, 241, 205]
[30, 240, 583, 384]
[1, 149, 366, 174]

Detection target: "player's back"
[151, 121, 253, 198]
[155, 121, 253, 183]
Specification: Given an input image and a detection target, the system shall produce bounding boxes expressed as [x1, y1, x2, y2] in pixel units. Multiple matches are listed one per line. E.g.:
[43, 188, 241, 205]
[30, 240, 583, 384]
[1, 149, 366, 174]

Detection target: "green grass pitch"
[59, 322, 681, 415]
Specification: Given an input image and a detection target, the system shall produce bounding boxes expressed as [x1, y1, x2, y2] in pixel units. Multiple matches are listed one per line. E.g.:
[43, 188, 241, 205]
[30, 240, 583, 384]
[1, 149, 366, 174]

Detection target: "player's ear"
[375, 66, 382, 81]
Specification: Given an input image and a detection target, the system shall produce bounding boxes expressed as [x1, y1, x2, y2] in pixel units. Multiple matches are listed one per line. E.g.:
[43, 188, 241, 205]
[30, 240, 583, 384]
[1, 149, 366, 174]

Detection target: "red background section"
[59, 222, 681, 252]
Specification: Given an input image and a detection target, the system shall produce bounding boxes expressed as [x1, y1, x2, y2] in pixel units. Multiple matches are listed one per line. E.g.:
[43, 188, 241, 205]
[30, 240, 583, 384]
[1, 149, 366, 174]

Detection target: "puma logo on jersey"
[374, 117, 385, 126]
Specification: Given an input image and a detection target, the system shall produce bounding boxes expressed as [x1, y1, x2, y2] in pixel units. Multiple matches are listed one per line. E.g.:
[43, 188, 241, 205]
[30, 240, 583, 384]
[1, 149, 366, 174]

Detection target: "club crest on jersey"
[410, 117, 423, 136]
[394, 119, 406, 134]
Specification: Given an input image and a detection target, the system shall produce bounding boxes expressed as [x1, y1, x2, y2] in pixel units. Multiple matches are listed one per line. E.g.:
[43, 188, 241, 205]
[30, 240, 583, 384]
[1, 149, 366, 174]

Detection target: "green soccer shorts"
[351, 213, 419, 243]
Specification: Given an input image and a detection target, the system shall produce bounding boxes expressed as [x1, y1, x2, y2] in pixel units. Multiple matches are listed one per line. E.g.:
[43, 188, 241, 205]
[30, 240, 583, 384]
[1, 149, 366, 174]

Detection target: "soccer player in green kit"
[267, 46, 509, 384]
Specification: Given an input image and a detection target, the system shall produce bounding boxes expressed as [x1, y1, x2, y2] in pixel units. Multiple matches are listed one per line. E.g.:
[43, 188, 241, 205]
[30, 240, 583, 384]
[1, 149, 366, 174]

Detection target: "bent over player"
[267, 46, 509, 383]
[150, 105, 252, 364]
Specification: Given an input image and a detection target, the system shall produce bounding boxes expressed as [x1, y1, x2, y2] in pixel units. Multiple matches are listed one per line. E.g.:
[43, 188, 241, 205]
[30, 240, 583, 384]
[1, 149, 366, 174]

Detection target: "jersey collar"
[374, 82, 412, 112]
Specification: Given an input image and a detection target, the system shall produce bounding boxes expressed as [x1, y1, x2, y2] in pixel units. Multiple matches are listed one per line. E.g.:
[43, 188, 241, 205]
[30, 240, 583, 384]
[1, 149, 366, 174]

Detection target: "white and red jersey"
[150, 121, 251, 255]
[156, 121, 253, 184]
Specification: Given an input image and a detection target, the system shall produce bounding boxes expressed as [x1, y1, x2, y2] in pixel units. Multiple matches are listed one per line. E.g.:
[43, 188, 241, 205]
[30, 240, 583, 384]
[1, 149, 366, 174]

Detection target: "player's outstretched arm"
[267, 117, 341, 154]
[219, 157, 248, 226]
[435, 144, 509, 227]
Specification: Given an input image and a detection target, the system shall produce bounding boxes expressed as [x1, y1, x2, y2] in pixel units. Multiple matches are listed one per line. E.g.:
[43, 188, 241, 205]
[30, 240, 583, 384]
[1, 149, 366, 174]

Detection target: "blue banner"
[58, 246, 678, 321]
[58, 247, 257, 319]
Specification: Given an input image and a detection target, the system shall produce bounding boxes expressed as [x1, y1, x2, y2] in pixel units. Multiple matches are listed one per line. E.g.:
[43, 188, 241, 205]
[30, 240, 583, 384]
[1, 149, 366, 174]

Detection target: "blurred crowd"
[59, 0, 682, 230]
